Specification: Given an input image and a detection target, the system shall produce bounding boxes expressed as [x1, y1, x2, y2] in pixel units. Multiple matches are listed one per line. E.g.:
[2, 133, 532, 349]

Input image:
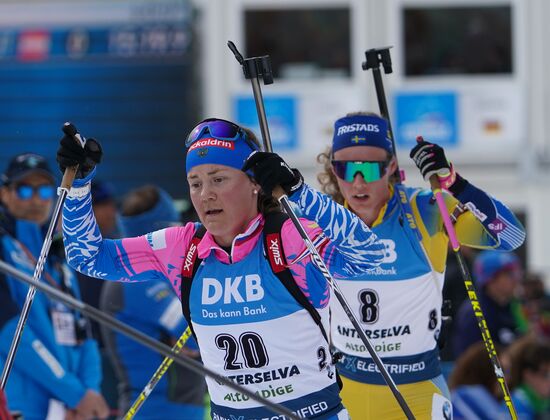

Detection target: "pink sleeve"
[280, 218, 331, 308]
[114, 223, 197, 299]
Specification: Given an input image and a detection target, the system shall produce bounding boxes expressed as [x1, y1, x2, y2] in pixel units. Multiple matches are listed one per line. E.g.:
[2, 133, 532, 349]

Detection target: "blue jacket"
[101, 280, 205, 419]
[451, 385, 508, 419]
[452, 290, 519, 358]
[0, 211, 101, 420]
[100, 187, 205, 419]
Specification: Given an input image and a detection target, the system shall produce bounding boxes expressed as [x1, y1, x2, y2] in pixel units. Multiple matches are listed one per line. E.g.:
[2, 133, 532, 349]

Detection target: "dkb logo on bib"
[201, 275, 264, 304]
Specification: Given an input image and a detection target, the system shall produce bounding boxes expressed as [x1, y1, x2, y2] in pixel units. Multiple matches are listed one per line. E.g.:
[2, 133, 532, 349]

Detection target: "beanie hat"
[473, 250, 521, 288]
[332, 115, 393, 155]
[186, 119, 259, 174]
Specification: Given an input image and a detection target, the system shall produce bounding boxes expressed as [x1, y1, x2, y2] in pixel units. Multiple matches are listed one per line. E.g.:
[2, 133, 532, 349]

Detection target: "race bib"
[51, 310, 77, 346]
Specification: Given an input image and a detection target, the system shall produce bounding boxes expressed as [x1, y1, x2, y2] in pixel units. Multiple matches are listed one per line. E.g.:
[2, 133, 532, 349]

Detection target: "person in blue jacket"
[0, 153, 109, 420]
[452, 250, 524, 358]
[100, 184, 206, 419]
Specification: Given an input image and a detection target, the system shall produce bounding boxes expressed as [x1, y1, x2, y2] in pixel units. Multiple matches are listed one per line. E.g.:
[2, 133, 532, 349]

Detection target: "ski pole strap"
[263, 212, 343, 391]
[262, 211, 329, 343]
[180, 225, 207, 339]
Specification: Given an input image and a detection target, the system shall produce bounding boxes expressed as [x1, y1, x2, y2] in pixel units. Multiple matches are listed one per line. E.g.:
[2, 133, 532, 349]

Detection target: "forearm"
[453, 178, 525, 250]
[289, 183, 385, 271]
[62, 184, 169, 282]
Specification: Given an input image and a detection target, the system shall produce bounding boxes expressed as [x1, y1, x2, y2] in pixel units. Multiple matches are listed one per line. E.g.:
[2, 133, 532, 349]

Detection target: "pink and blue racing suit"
[62, 181, 385, 419]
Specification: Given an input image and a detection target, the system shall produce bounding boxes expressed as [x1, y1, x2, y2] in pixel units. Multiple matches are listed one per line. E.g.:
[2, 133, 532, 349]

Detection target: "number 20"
[215, 332, 269, 370]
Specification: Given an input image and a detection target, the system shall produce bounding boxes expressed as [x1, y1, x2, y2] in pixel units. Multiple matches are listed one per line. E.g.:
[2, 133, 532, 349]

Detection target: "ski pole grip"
[428, 174, 441, 191]
[272, 185, 286, 200]
[60, 122, 86, 191]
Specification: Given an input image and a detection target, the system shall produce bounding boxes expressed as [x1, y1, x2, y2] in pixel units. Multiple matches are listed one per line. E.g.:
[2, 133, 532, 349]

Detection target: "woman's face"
[524, 363, 550, 398]
[332, 145, 396, 226]
[188, 164, 259, 247]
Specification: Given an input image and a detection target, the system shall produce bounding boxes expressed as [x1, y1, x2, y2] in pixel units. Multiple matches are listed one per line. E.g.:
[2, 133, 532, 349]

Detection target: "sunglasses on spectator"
[331, 160, 389, 183]
[13, 184, 55, 200]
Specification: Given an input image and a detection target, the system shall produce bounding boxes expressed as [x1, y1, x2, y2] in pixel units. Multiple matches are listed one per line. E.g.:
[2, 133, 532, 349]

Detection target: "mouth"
[352, 193, 369, 201]
[205, 209, 223, 216]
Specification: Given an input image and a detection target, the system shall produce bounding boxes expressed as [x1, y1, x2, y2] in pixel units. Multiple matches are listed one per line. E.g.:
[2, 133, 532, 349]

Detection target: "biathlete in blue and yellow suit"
[252, 113, 525, 419]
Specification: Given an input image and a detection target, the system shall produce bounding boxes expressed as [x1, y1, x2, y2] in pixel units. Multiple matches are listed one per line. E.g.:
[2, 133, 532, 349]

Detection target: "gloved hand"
[409, 136, 463, 192]
[242, 151, 304, 197]
[56, 123, 102, 179]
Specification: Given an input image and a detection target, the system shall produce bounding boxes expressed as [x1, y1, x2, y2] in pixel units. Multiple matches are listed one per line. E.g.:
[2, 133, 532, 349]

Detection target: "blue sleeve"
[126, 282, 198, 350]
[288, 183, 385, 276]
[62, 186, 167, 283]
[0, 318, 87, 408]
[454, 181, 525, 251]
[77, 338, 102, 391]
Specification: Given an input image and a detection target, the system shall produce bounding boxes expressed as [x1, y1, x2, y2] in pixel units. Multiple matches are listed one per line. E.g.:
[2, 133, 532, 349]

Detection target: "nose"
[200, 183, 215, 200]
[351, 172, 367, 186]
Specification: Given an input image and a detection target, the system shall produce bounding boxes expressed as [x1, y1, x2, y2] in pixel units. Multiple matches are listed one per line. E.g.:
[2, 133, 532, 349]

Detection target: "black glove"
[409, 136, 467, 194]
[409, 137, 451, 181]
[56, 123, 102, 179]
[242, 151, 304, 197]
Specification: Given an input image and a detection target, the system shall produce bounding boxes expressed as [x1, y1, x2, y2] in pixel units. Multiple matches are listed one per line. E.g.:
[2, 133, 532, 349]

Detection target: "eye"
[189, 181, 201, 190]
[213, 176, 225, 184]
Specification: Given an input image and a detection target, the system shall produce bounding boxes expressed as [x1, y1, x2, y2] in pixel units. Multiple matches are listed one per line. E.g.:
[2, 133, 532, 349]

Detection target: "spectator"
[519, 272, 550, 336]
[506, 336, 550, 419]
[76, 179, 121, 418]
[452, 250, 524, 358]
[0, 153, 108, 420]
[449, 341, 508, 419]
[440, 245, 477, 363]
[100, 185, 206, 419]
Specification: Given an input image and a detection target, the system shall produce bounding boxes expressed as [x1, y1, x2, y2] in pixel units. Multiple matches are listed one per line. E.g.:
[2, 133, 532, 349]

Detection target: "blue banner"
[394, 92, 458, 147]
[234, 96, 298, 150]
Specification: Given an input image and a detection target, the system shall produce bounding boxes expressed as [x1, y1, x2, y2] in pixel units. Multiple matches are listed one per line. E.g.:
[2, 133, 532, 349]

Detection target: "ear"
[249, 180, 260, 196]
[250, 179, 261, 192]
[330, 162, 338, 179]
[386, 156, 398, 177]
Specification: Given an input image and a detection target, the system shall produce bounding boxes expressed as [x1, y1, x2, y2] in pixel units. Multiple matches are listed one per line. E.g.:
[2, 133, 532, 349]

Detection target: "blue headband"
[120, 188, 179, 237]
[332, 115, 393, 154]
[185, 133, 258, 174]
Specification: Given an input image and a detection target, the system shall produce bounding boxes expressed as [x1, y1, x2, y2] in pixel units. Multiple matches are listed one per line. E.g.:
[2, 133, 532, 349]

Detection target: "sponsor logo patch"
[188, 138, 234, 152]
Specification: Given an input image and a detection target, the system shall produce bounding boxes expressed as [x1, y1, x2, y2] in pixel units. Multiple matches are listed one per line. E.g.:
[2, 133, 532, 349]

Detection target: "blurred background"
[0, 0, 547, 284]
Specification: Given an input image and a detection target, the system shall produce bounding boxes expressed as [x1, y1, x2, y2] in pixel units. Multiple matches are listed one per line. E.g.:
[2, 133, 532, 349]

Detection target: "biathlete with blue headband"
[244, 112, 526, 419]
[56, 118, 387, 419]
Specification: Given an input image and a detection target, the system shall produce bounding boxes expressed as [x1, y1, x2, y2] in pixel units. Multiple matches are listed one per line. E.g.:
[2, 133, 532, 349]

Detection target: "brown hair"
[448, 341, 502, 398]
[316, 111, 396, 204]
[241, 127, 281, 215]
[121, 185, 159, 217]
[506, 335, 550, 390]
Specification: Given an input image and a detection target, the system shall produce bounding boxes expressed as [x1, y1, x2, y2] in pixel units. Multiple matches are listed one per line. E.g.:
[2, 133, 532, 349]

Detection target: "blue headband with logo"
[185, 133, 259, 174]
[332, 115, 393, 154]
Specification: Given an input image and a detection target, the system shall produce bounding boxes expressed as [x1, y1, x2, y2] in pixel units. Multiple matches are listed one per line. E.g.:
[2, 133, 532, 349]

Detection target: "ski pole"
[228, 41, 415, 420]
[423, 143, 517, 419]
[0, 259, 300, 420]
[363, 46, 517, 420]
[123, 327, 192, 419]
[0, 123, 85, 390]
